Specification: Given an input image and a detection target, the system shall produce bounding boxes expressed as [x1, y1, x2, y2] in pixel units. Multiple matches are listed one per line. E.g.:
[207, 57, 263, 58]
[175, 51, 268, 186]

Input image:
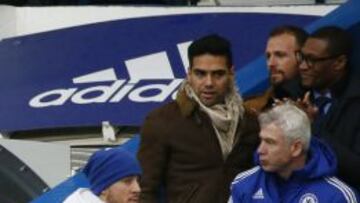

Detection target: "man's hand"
[271, 92, 318, 122]
[295, 91, 318, 122]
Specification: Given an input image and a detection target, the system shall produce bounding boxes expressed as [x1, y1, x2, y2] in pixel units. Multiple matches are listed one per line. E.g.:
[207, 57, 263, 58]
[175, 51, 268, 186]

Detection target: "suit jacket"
[138, 89, 260, 203]
[312, 74, 360, 190]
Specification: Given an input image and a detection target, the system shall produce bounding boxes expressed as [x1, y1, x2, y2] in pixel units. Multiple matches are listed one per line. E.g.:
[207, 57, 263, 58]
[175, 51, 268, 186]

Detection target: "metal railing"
[198, 0, 347, 6]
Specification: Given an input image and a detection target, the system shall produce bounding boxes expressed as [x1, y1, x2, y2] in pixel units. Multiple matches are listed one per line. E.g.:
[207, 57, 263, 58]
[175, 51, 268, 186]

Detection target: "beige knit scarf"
[181, 81, 244, 160]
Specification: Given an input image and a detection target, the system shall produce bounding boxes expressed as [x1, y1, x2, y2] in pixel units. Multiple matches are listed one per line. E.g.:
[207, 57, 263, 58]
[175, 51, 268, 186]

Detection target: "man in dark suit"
[297, 26, 360, 190]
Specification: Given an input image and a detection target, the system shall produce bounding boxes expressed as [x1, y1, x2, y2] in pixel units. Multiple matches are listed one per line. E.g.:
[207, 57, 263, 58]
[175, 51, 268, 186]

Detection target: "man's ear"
[333, 55, 347, 72]
[187, 66, 192, 73]
[230, 65, 235, 75]
[290, 139, 304, 157]
[99, 188, 109, 202]
[187, 67, 192, 80]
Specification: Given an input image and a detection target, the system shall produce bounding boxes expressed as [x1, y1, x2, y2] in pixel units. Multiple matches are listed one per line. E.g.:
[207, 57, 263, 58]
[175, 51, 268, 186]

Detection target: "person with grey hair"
[229, 102, 359, 203]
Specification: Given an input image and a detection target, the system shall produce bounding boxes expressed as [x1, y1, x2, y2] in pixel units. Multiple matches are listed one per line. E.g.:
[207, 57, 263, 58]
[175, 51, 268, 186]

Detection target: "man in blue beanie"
[64, 147, 142, 203]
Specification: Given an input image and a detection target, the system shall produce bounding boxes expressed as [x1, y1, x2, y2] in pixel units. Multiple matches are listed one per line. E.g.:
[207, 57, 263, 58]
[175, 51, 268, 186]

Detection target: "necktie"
[312, 96, 332, 136]
[315, 96, 332, 115]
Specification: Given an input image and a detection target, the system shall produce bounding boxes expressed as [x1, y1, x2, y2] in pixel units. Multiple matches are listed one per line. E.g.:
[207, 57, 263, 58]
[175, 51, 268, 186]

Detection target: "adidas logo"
[29, 42, 192, 108]
[252, 188, 264, 199]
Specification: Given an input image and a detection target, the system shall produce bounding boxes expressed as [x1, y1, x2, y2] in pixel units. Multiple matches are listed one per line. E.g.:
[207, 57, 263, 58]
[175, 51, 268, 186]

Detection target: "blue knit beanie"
[83, 147, 142, 195]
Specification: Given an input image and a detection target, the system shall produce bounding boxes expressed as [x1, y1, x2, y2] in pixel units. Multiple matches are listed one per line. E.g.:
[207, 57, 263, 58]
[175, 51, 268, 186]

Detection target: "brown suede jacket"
[244, 88, 273, 113]
[138, 89, 260, 203]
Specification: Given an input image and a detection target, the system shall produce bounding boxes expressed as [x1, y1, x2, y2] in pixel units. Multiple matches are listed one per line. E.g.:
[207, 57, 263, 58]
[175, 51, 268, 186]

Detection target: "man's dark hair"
[310, 26, 352, 57]
[269, 25, 308, 48]
[188, 34, 233, 68]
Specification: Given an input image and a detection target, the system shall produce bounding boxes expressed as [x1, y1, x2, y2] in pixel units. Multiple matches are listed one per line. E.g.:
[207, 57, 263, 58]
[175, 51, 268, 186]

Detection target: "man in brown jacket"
[138, 34, 259, 203]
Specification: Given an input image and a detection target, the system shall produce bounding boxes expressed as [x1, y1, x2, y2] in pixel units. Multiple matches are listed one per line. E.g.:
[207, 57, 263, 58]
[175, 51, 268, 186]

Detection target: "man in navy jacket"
[229, 102, 358, 203]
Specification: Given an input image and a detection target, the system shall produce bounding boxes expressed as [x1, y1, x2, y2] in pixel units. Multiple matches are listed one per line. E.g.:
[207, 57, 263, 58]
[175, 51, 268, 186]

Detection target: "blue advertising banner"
[0, 11, 318, 131]
[5, 1, 360, 132]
